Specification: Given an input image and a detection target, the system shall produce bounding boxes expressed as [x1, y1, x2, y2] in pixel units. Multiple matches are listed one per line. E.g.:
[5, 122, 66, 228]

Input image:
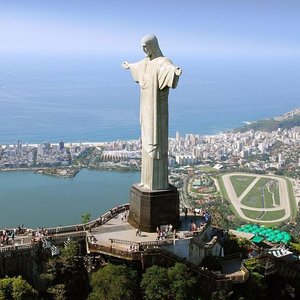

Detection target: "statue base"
[128, 184, 180, 232]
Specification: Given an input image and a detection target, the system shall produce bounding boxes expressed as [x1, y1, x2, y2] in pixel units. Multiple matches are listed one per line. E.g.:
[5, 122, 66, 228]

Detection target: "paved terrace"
[0, 205, 248, 285]
[0, 204, 208, 254]
[0, 205, 133, 252]
[88, 210, 207, 253]
[86, 209, 249, 285]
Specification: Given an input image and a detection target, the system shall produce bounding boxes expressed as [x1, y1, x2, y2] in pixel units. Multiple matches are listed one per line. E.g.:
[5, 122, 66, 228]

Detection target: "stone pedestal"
[128, 184, 180, 232]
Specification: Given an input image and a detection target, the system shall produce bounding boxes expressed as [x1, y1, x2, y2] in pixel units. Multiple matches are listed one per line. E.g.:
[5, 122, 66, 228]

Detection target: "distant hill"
[235, 108, 300, 132]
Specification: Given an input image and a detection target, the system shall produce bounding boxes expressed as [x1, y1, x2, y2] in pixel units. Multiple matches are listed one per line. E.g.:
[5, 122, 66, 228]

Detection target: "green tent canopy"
[236, 225, 292, 244]
[251, 236, 264, 243]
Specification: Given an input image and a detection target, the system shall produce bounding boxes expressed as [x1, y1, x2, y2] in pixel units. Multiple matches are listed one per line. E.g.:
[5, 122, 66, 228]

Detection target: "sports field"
[230, 175, 256, 197]
[220, 173, 292, 224]
[239, 177, 280, 208]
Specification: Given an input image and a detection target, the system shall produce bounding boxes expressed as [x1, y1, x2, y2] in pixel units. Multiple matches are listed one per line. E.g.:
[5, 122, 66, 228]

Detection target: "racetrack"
[221, 173, 291, 223]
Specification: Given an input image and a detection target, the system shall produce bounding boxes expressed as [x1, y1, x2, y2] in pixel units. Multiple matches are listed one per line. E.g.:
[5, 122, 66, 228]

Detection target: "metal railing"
[88, 242, 141, 260]
[0, 204, 129, 254]
[0, 243, 37, 253]
[45, 204, 129, 235]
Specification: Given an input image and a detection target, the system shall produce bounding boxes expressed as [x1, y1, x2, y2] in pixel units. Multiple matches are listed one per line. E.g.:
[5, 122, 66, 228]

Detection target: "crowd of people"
[156, 224, 175, 240]
[0, 226, 28, 246]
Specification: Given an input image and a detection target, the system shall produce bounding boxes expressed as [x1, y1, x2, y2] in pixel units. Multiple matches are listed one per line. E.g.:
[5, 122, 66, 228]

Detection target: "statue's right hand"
[122, 62, 130, 69]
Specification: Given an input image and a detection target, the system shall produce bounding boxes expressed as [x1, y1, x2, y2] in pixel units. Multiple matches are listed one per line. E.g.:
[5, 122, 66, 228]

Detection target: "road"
[221, 173, 292, 223]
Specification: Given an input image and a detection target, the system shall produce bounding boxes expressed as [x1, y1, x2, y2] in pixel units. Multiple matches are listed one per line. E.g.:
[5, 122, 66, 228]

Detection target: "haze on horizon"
[0, 0, 299, 59]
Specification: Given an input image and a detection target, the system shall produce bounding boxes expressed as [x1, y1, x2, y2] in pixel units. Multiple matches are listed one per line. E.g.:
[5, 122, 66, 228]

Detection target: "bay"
[0, 54, 299, 228]
[0, 169, 140, 228]
[0, 54, 299, 144]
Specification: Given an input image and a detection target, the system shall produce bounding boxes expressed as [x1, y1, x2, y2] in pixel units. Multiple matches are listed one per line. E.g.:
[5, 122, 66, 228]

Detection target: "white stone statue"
[122, 34, 182, 190]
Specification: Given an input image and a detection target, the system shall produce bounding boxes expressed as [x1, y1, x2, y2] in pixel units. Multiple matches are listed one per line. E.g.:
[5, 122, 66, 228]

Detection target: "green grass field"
[217, 175, 242, 220]
[263, 179, 280, 208]
[240, 177, 280, 209]
[241, 208, 262, 219]
[198, 166, 218, 173]
[241, 208, 285, 221]
[269, 182, 280, 206]
[230, 175, 256, 197]
[287, 178, 298, 219]
[260, 210, 286, 221]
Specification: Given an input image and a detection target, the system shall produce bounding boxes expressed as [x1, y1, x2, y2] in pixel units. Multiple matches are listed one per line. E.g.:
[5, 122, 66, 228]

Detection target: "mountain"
[235, 108, 300, 132]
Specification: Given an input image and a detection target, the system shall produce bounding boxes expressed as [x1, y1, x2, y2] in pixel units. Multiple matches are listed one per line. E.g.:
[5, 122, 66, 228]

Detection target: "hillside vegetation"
[235, 112, 300, 133]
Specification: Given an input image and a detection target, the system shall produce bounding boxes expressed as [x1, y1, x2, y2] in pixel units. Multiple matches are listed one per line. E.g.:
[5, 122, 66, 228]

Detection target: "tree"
[0, 276, 38, 300]
[167, 263, 198, 300]
[243, 272, 267, 299]
[81, 212, 91, 224]
[88, 263, 139, 300]
[60, 239, 78, 257]
[211, 289, 234, 300]
[223, 236, 250, 257]
[0, 278, 11, 300]
[141, 263, 199, 300]
[47, 284, 66, 300]
[41, 255, 89, 300]
[141, 265, 170, 300]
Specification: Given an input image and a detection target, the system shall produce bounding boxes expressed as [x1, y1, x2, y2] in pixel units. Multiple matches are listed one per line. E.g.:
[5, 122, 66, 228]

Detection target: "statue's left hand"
[122, 62, 130, 69]
[175, 67, 182, 76]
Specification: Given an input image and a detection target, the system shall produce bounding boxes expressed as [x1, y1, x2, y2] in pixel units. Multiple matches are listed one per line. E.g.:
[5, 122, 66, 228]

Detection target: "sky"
[0, 0, 299, 58]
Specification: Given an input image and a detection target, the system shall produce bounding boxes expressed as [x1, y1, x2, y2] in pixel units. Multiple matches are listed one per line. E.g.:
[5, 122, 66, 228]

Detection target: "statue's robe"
[129, 56, 180, 190]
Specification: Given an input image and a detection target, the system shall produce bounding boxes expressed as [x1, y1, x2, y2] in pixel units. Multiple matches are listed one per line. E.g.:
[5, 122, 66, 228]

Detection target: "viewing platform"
[86, 205, 215, 264]
[0, 204, 249, 291]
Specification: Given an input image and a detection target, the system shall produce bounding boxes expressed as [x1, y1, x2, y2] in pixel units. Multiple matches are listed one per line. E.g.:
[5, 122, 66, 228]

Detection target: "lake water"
[0, 169, 140, 228]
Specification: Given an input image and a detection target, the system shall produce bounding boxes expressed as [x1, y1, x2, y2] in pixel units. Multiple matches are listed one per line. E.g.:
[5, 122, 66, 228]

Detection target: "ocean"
[0, 54, 299, 228]
[1, 54, 299, 144]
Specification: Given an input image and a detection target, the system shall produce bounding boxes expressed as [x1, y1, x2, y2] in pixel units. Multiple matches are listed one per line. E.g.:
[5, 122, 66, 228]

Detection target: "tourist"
[184, 207, 188, 220]
[157, 231, 160, 240]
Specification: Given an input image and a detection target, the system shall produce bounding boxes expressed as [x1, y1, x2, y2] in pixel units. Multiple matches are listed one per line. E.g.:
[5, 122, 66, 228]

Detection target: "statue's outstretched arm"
[121, 62, 130, 69]
[175, 67, 182, 76]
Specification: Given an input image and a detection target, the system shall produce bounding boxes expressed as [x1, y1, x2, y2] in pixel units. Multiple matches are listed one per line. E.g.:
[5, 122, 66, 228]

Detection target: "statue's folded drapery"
[129, 56, 180, 190]
[123, 34, 181, 190]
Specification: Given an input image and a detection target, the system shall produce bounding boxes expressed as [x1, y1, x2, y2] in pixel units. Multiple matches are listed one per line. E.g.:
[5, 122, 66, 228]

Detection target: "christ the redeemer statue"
[122, 34, 182, 190]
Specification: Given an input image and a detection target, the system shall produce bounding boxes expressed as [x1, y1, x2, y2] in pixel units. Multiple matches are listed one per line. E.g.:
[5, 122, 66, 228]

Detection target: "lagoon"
[0, 169, 140, 228]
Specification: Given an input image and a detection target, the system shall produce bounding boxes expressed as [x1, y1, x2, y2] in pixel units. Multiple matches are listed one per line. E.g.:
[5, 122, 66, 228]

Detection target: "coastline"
[0, 167, 79, 178]
[0, 107, 299, 178]
[34, 168, 79, 178]
[0, 165, 140, 177]
[1, 107, 299, 148]
[0, 141, 107, 149]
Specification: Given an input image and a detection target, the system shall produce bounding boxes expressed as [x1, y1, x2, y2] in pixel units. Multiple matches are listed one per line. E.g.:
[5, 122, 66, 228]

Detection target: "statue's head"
[141, 34, 163, 60]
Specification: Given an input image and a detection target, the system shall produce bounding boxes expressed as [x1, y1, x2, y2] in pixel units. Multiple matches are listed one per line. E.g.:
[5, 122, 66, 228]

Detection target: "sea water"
[0, 54, 299, 227]
[0, 54, 299, 144]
